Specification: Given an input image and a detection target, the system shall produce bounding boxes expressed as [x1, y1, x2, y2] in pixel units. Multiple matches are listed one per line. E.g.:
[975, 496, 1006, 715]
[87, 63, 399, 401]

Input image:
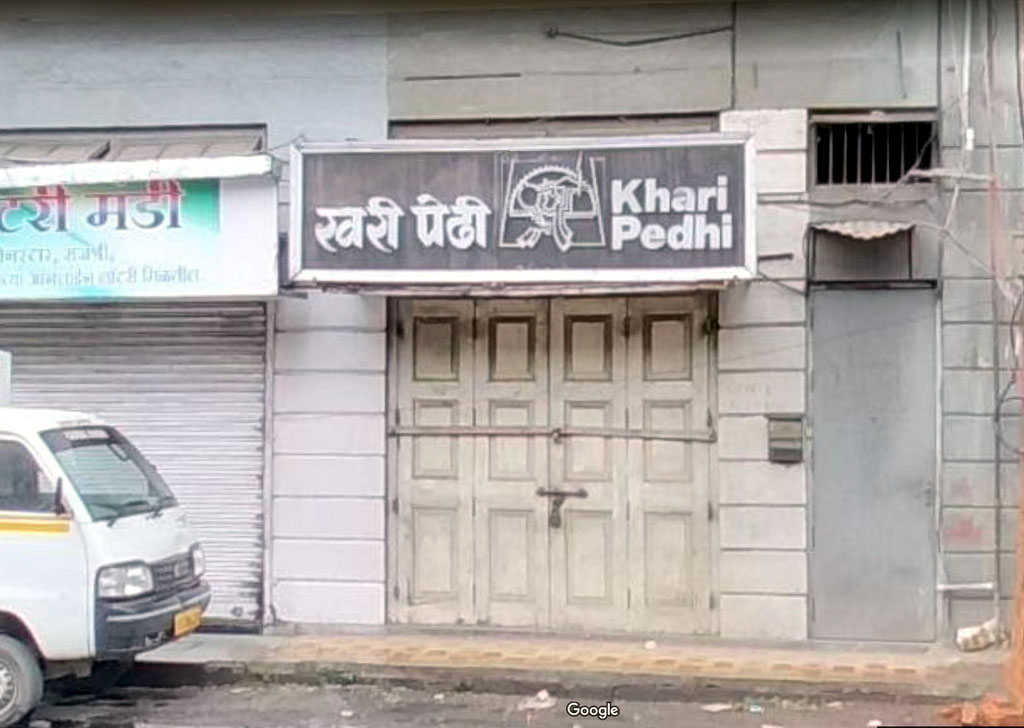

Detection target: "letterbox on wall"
[767, 414, 804, 464]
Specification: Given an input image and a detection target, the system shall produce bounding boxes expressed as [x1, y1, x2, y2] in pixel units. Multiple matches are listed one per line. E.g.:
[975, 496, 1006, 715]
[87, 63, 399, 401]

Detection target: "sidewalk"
[133, 630, 1005, 701]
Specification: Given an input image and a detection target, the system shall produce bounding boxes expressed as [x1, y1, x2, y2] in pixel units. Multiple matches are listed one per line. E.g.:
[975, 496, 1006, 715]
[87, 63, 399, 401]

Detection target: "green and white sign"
[0, 175, 277, 300]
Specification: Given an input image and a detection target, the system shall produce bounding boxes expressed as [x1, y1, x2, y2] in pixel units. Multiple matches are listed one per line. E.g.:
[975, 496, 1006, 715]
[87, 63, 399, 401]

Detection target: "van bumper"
[95, 581, 211, 659]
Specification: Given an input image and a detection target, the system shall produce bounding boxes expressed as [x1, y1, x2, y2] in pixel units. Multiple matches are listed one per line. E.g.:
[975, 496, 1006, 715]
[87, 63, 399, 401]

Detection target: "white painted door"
[548, 298, 630, 631]
[394, 300, 476, 624]
[626, 296, 710, 633]
[473, 299, 550, 627]
[393, 296, 711, 634]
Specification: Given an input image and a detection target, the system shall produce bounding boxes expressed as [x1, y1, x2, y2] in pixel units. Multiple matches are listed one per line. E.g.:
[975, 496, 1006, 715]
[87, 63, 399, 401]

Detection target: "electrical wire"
[545, 24, 733, 48]
[995, 281, 1024, 456]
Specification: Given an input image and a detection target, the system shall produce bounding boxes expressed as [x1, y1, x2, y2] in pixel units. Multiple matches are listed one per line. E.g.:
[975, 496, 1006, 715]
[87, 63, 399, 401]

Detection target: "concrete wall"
[272, 293, 389, 623]
[0, 14, 391, 625]
[387, 3, 732, 119]
[0, 15, 386, 143]
[717, 109, 809, 640]
[0, 14, 389, 240]
[936, 0, 1023, 633]
[734, 0, 937, 109]
[388, 0, 937, 121]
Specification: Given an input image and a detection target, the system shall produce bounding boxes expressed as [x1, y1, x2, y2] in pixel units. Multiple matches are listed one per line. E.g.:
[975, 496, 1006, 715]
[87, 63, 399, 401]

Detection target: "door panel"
[810, 289, 937, 641]
[549, 298, 628, 630]
[396, 300, 475, 624]
[474, 299, 549, 627]
[626, 296, 710, 633]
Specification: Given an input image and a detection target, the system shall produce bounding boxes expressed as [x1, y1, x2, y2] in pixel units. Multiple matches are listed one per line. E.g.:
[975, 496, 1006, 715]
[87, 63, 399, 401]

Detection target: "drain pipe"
[963, 0, 975, 152]
[983, 0, 1003, 626]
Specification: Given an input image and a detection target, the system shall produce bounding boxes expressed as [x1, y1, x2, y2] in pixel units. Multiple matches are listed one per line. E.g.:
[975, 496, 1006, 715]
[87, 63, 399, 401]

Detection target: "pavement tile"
[138, 631, 1004, 700]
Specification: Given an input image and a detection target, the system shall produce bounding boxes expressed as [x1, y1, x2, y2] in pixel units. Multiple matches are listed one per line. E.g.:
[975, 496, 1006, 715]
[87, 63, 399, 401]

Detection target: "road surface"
[29, 683, 955, 727]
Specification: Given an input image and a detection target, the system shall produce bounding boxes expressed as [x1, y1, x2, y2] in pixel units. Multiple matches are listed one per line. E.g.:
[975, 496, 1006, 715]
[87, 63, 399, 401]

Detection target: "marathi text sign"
[0, 176, 277, 300]
[292, 136, 755, 285]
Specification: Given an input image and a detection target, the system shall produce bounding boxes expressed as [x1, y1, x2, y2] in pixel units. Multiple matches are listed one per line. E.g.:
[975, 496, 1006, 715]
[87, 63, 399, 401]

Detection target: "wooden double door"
[391, 296, 711, 634]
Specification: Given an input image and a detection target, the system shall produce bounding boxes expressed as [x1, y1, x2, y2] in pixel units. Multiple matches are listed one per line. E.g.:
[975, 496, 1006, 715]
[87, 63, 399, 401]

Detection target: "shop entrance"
[390, 296, 712, 634]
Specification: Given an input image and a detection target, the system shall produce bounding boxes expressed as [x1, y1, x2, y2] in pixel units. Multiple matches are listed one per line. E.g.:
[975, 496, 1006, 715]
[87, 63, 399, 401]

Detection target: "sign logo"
[499, 155, 605, 251]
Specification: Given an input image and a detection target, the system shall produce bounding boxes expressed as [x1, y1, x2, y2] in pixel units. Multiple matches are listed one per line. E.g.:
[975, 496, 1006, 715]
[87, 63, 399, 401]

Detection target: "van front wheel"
[0, 635, 43, 727]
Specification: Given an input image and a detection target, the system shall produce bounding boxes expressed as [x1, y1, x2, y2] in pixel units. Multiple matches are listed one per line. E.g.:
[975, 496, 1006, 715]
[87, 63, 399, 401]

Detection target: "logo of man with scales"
[499, 153, 606, 252]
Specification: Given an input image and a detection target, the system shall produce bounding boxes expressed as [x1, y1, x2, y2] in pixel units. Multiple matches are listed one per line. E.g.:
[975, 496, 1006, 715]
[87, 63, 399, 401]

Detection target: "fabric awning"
[810, 220, 915, 241]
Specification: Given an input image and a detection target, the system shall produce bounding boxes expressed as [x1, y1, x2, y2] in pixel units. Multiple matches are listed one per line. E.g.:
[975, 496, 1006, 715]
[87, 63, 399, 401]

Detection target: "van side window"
[0, 440, 54, 513]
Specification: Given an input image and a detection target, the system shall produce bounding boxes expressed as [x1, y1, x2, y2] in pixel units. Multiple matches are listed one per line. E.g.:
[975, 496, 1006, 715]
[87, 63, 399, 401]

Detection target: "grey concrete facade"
[0, 0, 1018, 641]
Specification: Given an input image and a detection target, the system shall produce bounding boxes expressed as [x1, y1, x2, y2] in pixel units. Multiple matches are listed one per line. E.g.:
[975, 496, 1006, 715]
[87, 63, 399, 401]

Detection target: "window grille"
[813, 117, 935, 185]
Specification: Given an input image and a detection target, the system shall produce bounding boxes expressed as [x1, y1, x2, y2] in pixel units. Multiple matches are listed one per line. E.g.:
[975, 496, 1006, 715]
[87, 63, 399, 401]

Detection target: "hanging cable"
[545, 24, 733, 48]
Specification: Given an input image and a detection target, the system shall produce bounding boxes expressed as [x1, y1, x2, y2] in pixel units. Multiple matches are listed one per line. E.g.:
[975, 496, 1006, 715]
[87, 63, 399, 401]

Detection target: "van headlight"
[190, 544, 206, 578]
[97, 562, 154, 599]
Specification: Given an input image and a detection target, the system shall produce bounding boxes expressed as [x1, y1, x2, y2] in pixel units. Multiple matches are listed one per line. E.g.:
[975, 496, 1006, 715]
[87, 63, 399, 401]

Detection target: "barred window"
[813, 114, 935, 186]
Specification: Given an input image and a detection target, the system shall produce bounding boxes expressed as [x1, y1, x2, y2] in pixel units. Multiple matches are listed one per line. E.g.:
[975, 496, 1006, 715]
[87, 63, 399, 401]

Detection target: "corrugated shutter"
[0, 302, 267, 623]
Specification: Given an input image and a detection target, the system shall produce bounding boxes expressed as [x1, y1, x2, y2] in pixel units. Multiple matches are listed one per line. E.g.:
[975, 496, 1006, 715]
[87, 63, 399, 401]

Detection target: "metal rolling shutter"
[0, 302, 267, 623]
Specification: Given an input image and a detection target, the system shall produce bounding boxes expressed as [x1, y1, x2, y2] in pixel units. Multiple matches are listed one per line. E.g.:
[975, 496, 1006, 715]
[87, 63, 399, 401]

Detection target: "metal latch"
[535, 488, 588, 529]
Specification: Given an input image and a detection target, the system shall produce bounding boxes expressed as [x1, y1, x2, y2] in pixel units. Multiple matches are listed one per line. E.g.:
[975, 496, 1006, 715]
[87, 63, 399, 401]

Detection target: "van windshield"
[40, 426, 176, 521]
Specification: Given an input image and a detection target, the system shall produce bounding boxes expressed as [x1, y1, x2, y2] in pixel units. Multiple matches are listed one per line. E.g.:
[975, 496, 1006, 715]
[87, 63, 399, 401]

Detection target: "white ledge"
[0, 154, 276, 189]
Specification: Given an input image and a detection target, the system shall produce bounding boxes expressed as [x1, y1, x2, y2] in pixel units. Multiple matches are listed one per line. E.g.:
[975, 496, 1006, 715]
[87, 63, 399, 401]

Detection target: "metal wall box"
[767, 414, 804, 464]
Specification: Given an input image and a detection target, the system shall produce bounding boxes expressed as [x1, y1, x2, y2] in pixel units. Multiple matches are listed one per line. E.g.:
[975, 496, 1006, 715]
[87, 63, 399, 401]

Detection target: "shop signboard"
[290, 135, 755, 286]
[0, 175, 277, 300]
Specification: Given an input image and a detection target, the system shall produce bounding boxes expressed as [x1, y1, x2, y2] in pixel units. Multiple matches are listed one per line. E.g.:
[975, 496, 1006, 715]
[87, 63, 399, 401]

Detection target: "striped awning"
[811, 220, 915, 240]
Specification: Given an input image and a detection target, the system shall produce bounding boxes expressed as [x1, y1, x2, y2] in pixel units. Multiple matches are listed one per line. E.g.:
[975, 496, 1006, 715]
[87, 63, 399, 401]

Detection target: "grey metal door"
[810, 289, 936, 641]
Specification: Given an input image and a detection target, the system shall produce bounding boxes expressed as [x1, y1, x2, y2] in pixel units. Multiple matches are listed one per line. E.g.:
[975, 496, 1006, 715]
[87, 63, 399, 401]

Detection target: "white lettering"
[610, 215, 641, 250]
[716, 174, 729, 212]
[721, 212, 733, 249]
[697, 186, 716, 213]
[668, 217, 694, 250]
[644, 178, 670, 213]
[695, 214, 720, 250]
[364, 197, 403, 254]
[314, 206, 366, 252]
[410, 194, 449, 248]
[446, 195, 490, 250]
[610, 179, 642, 214]
[671, 186, 696, 213]
[640, 223, 666, 250]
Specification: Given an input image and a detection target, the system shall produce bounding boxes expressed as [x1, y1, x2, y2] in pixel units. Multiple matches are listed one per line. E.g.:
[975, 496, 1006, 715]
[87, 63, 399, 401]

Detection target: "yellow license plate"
[173, 606, 202, 637]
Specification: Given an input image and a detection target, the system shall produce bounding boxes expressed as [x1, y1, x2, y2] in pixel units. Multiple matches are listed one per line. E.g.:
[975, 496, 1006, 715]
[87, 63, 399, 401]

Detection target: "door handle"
[922, 484, 935, 507]
[536, 489, 587, 529]
[535, 488, 588, 499]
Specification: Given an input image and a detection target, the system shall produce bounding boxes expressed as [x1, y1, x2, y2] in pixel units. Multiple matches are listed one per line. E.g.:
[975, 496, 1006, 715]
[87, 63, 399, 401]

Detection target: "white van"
[0, 407, 210, 726]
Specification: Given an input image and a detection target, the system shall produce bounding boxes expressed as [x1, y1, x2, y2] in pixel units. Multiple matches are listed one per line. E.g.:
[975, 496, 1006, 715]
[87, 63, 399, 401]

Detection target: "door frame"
[805, 282, 942, 642]
[385, 293, 719, 632]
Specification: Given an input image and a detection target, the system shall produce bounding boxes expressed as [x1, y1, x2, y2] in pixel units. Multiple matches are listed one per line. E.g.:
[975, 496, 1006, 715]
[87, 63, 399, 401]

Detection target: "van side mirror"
[54, 477, 66, 516]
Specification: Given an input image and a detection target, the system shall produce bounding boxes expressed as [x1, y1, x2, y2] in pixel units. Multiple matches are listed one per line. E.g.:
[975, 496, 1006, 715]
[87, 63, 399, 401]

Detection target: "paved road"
[30, 683, 954, 727]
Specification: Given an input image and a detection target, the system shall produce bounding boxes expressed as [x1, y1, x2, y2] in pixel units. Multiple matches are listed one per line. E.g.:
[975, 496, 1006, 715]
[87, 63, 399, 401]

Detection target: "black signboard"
[289, 136, 755, 286]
